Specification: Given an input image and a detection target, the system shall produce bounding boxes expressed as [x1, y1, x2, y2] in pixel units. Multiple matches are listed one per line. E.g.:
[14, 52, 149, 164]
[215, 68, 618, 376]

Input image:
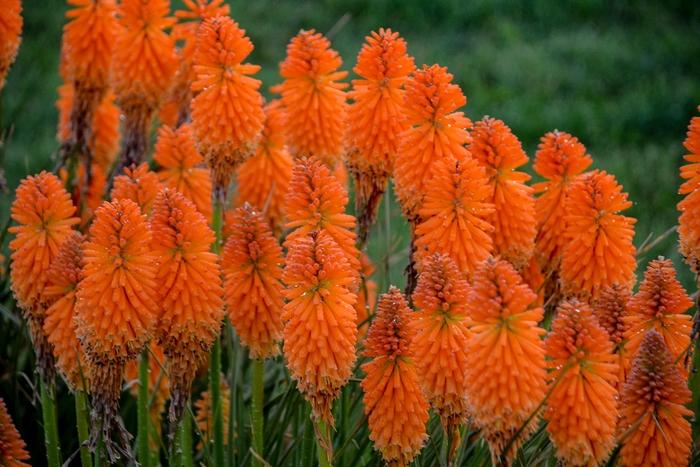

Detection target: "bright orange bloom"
[190, 15, 264, 192]
[414, 156, 494, 278]
[347, 28, 415, 244]
[43, 232, 89, 391]
[470, 117, 536, 268]
[235, 100, 293, 234]
[593, 284, 631, 387]
[194, 378, 231, 450]
[74, 198, 159, 458]
[223, 205, 284, 359]
[151, 189, 224, 424]
[284, 157, 361, 288]
[393, 64, 471, 222]
[521, 255, 545, 307]
[110, 162, 163, 216]
[9, 172, 79, 380]
[0, 398, 30, 467]
[355, 253, 378, 340]
[276, 30, 348, 169]
[619, 330, 692, 467]
[465, 258, 547, 462]
[677, 112, 700, 272]
[412, 254, 471, 432]
[362, 287, 428, 466]
[0, 0, 22, 91]
[533, 130, 593, 269]
[559, 170, 636, 299]
[282, 232, 357, 425]
[544, 300, 618, 466]
[154, 124, 212, 220]
[623, 258, 692, 376]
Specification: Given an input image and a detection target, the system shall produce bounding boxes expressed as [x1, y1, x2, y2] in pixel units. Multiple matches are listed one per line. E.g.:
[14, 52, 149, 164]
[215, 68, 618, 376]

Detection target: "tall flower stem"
[210, 187, 225, 466]
[137, 349, 150, 467]
[75, 391, 92, 467]
[314, 418, 332, 467]
[251, 359, 265, 466]
[41, 380, 62, 467]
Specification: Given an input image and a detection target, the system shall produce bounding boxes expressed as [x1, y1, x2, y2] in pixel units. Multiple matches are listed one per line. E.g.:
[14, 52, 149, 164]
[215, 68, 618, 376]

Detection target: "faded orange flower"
[110, 162, 163, 216]
[593, 284, 631, 387]
[0, 0, 22, 91]
[677, 111, 700, 273]
[195, 378, 231, 451]
[0, 398, 30, 467]
[362, 287, 428, 466]
[355, 253, 377, 340]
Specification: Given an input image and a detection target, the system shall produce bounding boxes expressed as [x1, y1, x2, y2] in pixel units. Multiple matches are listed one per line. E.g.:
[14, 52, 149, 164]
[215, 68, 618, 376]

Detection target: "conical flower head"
[412, 254, 471, 430]
[414, 156, 494, 278]
[533, 130, 593, 269]
[393, 64, 471, 221]
[235, 100, 293, 234]
[282, 231, 357, 425]
[544, 300, 618, 466]
[9, 171, 79, 380]
[151, 189, 224, 425]
[43, 231, 89, 391]
[470, 117, 536, 268]
[223, 204, 284, 359]
[362, 287, 428, 466]
[619, 330, 692, 467]
[75, 198, 159, 459]
[111, 162, 163, 216]
[560, 170, 636, 299]
[191, 15, 264, 191]
[285, 156, 361, 287]
[0, 398, 30, 467]
[677, 112, 700, 272]
[593, 284, 631, 387]
[194, 378, 231, 451]
[465, 258, 547, 462]
[276, 29, 348, 168]
[623, 258, 692, 376]
[154, 124, 212, 220]
[0, 0, 22, 91]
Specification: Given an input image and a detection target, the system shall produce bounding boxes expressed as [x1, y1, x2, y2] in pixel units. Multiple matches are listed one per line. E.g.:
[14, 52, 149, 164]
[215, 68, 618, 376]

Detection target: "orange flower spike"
[521, 255, 545, 307]
[464, 258, 547, 462]
[284, 157, 361, 287]
[110, 162, 163, 216]
[9, 172, 79, 381]
[593, 284, 631, 387]
[560, 170, 637, 299]
[623, 258, 692, 376]
[43, 232, 89, 391]
[154, 124, 212, 220]
[282, 232, 358, 425]
[412, 254, 471, 433]
[223, 205, 284, 359]
[235, 100, 294, 233]
[74, 198, 159, 458]
[0, 0, 22, 91]
[347, 28, 415, 244]
[677, 112, 700, 272]
[470, 117, 536, 268]
[191, 15, 265, 194]
[151, 189, 224, 425]
[544, 300, 619, 466]
[393, 64, 471, 222]
[362, 287, 428, 466]
[195, 378, 231, 450]
[277, 30, 348, 169]
[533, 130, 593, 268]
[414, 156, 495, 278]
[619, 330, 692, 467]
[0, 398, 30, 467]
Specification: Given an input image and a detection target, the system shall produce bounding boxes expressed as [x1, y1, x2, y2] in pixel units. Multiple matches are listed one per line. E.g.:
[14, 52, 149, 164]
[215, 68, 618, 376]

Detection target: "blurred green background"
[2, 0, 700, 462]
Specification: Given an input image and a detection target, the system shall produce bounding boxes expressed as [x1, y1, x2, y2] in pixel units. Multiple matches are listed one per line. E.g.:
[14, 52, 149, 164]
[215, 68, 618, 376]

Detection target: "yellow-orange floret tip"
[618, 330, 692, 467]
[0, 398, 30, 467]
[223, 204, 284, 360]
[0, 0, 22, 91]
[276, 29, 348, 169]
[677, 111, 700, 273]
[544, 299, 618, 466]
[151, 189, 224, 426]
[464, 257, 547, 462]
[110, 162, 163, 216]
[282, 231, 358, 426]
[362, 287, 428, 466]
[393, 64, 471, 222]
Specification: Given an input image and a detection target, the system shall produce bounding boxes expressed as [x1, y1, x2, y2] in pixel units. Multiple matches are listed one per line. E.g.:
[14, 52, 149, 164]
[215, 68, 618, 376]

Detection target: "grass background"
[1, 0, 700, 464]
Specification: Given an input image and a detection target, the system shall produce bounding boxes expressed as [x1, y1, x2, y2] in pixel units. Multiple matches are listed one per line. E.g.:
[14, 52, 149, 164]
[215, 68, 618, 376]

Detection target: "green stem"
[314, 418, 332, 467]
[41, 380, 61, 467]
[94, 435, 105, 467]
[180, 410, 194, 467]
[251, 359, 265, 466]
[137, 349, 150, 467]
[210, 185, 226, 467]
[300, 411, 314, 467]
[75, 391, 92, 467]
